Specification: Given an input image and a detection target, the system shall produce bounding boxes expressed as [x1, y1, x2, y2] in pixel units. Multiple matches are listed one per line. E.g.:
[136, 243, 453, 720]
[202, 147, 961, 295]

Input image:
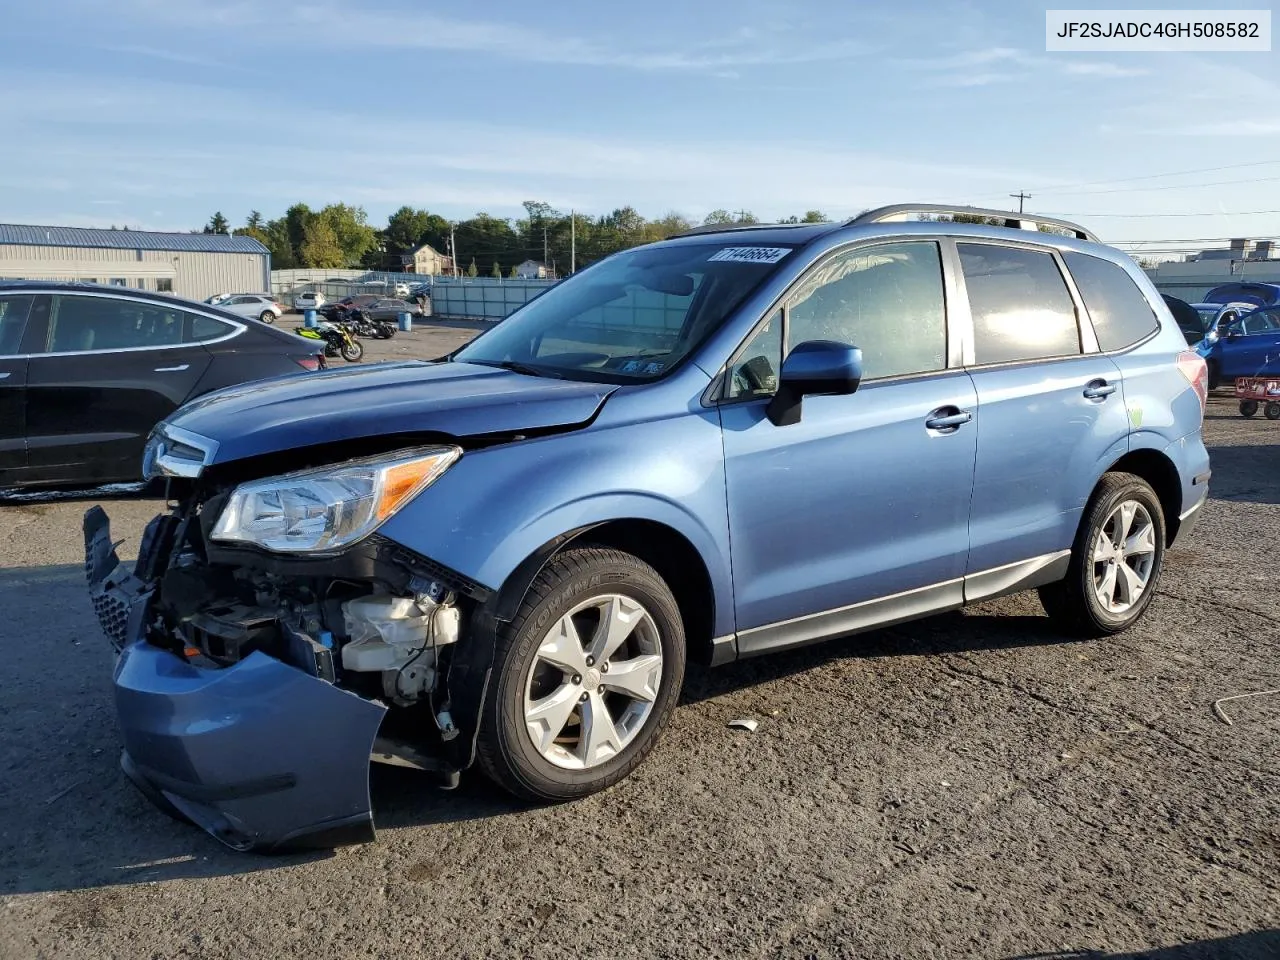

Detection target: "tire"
[259, 310, 276, 324]
[1038, 472, 1166, 638]
[378, 323, 395, 339]
[1266, 402, 1280, 421]
[476, 547, 686, 802]
[340, 339, 363, 362]
[1240, 400, 1259, 418]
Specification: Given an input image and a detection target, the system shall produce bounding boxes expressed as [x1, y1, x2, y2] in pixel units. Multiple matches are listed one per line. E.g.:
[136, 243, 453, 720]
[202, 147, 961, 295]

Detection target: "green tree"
[299, 220, 344, 268]
[284, 203, 315, 264]
[491, 261, 502, 278]
[466, 258, 479, 278]
[246, 210, 264, 231]
[702, 209, 734, 225]
[509, 264, 519, 278]
[204, 211, 230, 235]
[316, 203, 377, 267]
[801, 210, 830, 223]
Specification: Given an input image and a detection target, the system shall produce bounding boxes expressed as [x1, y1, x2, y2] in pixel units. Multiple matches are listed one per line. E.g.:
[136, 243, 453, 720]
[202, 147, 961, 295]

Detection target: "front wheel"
[1240, 400, 1259, 418]
[259, 310, 276, 324]
[340, 339, 364, 362]
[476, 547, 686, 802]
[1038, 472, 1166, 637]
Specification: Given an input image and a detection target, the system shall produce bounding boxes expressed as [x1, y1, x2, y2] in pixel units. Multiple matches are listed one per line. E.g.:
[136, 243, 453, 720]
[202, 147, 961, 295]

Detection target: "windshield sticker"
[707, 246, 791, 264]
[642, 361, 665, 374]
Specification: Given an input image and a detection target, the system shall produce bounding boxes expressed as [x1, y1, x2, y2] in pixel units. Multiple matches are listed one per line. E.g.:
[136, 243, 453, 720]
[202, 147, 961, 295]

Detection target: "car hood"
[164, 360, 617, 465]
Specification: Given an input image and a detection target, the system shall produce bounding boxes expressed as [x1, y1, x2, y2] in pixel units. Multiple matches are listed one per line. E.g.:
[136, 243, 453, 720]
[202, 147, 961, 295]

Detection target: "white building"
[515, 259, 549, 279]
[0, 223, 270, 300]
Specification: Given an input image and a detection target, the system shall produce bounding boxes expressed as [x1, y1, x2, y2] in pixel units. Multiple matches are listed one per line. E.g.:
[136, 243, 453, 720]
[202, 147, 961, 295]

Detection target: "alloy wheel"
[523, 594, 663, 770]
[1091, 500, 1157, 615]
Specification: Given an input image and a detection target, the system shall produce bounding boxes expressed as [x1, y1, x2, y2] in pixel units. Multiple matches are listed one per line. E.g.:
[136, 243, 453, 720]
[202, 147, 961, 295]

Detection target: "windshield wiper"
[473, 359, 563, 379]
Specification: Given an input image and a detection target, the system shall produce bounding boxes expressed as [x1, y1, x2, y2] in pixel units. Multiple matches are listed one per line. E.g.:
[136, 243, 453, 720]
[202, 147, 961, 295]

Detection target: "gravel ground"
[0, 328, 1276, 959]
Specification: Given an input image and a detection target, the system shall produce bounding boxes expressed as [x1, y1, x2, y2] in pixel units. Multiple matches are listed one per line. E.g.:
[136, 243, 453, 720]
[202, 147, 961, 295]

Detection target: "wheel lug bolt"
[580, 692, 589, 703]
[600, 662, 609, 673]
[572, 674, 582, 684]
[585, 656, 595, 667]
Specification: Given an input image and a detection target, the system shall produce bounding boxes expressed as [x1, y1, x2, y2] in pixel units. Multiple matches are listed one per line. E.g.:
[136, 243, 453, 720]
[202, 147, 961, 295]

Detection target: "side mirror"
[766, 340, 863, 426]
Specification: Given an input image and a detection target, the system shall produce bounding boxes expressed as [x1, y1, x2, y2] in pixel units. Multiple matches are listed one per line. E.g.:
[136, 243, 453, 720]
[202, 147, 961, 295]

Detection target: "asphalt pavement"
[0, 327, 1276, 959]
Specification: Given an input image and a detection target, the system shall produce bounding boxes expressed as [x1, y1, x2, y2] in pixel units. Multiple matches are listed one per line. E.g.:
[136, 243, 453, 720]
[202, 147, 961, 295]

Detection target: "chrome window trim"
[6, 289, 247, 358]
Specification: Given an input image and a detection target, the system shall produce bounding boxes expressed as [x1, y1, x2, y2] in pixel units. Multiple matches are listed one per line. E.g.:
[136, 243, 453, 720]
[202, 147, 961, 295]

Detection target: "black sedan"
[360, 298, 416, 321]
[0, 282, 325, 489]
[318, 294, 379, 321]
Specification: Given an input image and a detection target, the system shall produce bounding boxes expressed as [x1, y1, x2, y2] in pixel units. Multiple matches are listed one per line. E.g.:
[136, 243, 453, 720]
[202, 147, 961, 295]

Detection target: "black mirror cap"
[766, 340, 863, 426]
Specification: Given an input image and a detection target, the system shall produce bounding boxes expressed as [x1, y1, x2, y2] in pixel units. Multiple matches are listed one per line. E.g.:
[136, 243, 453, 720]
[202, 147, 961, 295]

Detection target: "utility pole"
[1010, 192, 1031, 214]
[570, 210, 576, 274]
[543, 224, 549, 269]
[449, 222, 457, 278]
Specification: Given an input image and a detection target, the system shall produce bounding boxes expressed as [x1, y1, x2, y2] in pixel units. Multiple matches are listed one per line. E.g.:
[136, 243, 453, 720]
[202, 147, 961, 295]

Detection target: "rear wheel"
[259, 310, 276, 324]
[477, 547, 686, 802]
[1266, 401, 1280, 421]
[1240, 400, 1259, 418]
[1039, 472, 1166, 637]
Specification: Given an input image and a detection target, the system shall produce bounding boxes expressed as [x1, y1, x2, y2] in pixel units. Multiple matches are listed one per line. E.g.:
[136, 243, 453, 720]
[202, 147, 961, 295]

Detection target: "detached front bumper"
[85, 507, 387, 852]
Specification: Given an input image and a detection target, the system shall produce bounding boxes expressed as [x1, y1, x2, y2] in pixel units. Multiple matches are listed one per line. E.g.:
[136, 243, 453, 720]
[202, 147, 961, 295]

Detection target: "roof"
[0, 223, 269, 254]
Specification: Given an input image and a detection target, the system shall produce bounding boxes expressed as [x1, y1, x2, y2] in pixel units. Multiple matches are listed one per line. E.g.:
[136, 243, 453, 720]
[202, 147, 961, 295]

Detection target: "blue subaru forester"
[86, 204, 1210, 850]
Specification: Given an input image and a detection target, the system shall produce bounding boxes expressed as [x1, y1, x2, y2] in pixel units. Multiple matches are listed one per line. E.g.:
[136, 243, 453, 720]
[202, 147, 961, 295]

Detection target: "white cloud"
[105, 0, 867, 73]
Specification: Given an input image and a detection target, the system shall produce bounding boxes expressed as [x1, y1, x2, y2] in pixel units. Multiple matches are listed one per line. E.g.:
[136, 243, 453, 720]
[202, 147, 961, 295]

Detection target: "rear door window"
[958, 243, 1081, 365]
[1062, 251, 1158, 352]
[0, 295, 34, 356]
[46, 295, 186, 352]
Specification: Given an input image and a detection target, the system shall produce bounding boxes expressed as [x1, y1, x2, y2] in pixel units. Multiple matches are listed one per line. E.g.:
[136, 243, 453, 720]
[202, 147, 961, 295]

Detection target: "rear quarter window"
[1062, 251, 1159, 352]
[187, 313, 234, 342]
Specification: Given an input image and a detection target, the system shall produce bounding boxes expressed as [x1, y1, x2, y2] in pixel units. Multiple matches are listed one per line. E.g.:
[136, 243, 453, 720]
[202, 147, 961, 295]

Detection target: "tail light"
[296, 354, 323, 372]
[1176, 350, 1208, 415]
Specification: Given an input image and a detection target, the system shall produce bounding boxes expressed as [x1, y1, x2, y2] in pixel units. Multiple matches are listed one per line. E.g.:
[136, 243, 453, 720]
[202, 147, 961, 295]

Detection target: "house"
[515, 259, 549, 279]
[400, 243, 454, 276]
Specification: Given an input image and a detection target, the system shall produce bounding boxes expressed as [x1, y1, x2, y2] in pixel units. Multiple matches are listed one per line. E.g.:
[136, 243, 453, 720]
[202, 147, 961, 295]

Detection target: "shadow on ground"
[0, 559, 1085, 896]
[1205, 444, 1280, 505]
[1006, 929, 1280, 959]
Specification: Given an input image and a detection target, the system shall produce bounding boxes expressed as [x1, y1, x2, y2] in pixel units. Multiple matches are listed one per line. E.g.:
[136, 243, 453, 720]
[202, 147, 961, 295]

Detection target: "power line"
[1043, 209, 1280, 218]
[1032, 174, 1280, 197]
[1011, 191, 1031, 213]
[972, 159, 1280, 201]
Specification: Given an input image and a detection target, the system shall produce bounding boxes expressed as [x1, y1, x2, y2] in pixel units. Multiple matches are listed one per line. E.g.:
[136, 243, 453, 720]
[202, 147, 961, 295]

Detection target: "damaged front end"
[84, 447, 494, 852]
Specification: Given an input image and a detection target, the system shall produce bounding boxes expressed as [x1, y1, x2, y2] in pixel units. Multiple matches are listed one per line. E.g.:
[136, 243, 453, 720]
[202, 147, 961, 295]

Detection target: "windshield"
[454, 241, 798, 381]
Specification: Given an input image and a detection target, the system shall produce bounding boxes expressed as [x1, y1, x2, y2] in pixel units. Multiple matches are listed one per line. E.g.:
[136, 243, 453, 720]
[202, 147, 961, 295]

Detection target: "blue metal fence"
[428, 277, 558, 320]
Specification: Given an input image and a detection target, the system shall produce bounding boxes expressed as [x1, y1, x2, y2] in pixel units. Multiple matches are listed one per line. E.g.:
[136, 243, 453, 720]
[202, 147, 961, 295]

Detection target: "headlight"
[210, 445, 460, 554]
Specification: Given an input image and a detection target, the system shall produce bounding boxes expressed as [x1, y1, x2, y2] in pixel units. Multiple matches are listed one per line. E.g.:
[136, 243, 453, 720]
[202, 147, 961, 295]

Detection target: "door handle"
[925, 408, 972, 431]
[154, 364, 190, 372]
[1083, 379, 1117, 400]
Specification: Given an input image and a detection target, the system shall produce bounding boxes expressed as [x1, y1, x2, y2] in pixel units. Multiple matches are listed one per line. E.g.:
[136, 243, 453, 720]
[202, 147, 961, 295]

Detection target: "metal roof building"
[0, 223, 270, 300]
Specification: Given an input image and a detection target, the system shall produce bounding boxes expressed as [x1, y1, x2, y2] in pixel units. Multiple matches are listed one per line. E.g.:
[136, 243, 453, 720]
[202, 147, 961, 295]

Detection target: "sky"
[1, 0, 1277, 253]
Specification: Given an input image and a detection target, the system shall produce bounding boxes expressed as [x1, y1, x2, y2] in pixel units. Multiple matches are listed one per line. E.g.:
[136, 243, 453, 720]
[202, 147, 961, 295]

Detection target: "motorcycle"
[343, 308, 396, 340]
[294, 320, 364, 362]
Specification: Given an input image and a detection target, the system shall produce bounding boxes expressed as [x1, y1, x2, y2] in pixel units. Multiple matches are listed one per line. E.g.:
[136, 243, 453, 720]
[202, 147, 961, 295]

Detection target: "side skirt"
[729, 550, 1071, 660]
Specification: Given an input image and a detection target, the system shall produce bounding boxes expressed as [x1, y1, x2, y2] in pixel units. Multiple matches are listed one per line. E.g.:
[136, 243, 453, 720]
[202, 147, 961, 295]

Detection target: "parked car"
[204, 293, 232, 305]
[1199, 281, 1280, 310]
[0, 282, 324, 489]
[1196, 305, 1280, 387]
[360, 297, 416, 321]
[217, 293, 286, 324]
[293, 291, 327, 311]
[319, 294, 380, 320]
[85, 204, 1209, 851]
[1169, 299, 1255, 346]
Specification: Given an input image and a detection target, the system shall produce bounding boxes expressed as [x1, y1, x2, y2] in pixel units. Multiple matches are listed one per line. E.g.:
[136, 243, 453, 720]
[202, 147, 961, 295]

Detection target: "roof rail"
[849, 204, 1098, 242]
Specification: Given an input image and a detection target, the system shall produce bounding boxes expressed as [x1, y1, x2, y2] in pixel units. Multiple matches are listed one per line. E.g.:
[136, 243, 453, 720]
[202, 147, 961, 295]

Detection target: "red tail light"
[1177, 350, 1208, 415]
[296, 354, 323, 371]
